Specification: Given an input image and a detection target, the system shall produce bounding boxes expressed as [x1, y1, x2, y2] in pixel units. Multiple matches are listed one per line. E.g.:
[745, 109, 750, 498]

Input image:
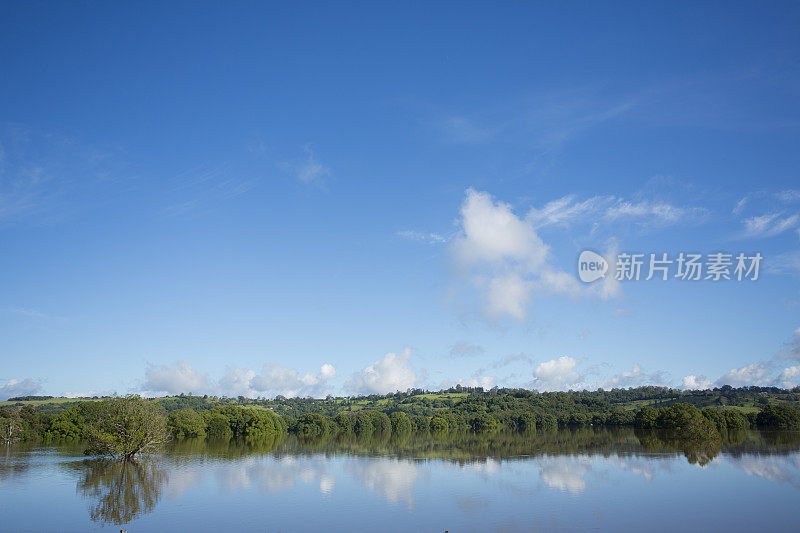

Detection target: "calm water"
[1, 429, 799, 532]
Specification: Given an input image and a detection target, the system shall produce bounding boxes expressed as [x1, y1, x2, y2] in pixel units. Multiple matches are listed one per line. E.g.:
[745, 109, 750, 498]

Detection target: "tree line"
[2, 386, 800, 459]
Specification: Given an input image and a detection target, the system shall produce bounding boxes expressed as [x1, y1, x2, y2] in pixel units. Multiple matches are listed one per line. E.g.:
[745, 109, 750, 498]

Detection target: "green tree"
[430, 416, 449, 433]
[168, 409, 207, 438]
[634, 406, 658, 429]
[84, 396, 170, 461]
[756, 404, 800, 429]
[389, 412, 412, 434]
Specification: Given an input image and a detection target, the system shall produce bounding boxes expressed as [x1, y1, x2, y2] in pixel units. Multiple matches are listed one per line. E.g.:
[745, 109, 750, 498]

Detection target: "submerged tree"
[84, 395, 170, 461]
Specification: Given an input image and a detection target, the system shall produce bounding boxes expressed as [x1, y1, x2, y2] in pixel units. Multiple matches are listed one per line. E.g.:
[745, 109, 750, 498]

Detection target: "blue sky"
[1, 1, 800, 399]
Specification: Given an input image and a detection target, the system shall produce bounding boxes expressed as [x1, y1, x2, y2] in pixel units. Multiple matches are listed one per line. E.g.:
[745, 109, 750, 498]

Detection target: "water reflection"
[69, 459, 166, 526]
[3, 428, 800, 530]
[344, 457, 422, 507]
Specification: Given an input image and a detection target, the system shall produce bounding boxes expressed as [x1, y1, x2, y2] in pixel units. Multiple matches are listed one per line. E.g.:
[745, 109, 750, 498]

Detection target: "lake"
[1, 428, 799, 532]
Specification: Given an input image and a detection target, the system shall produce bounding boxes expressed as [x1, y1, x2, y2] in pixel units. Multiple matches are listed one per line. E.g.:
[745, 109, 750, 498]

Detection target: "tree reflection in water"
[71, 458, 167, 525]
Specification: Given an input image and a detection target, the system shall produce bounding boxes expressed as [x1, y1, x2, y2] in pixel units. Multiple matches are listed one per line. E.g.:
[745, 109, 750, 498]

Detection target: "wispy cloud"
[0, 125, 135, 225]
[776, 190, 800, 203]
[283, 144, 330, 188]
[432, 86, 639, 155]
[2, 307, 66, 321]
[526, 193, 708, 231]
[161, 162, 259, 216]
[448, 341, 484, 358]
[438, 116, 501, 144]
[397, 230, 448, 244]
[733, 197, 748, 215]
[741, 212, 800, 238]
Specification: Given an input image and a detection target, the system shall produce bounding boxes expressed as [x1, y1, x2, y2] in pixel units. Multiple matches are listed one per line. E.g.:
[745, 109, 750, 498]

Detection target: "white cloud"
[539, 456, 590, 494]
[346, 348, 418, 394]
[451, 189, 603, 320]
[601, 364, 644, 389]
[716, 362, 772, 387]
[733, 197, 748, 215]
[777, 366, 800, 388]
[453, 188, 549, 269]
[532, 356, 582, 391]
[64, 390, 107, 399]
[485, 272, 531, 319]
[527, 194, 706, 230]
[605, 200, 690, 225]
[715, 359, 800, 389]
[527, 194, 608, 229]
[397, 230, 447, 244]
[682, 375, 713, 390]
[741, 212, 800, 238]
[449, 189, 700, 320]
[219, 363, 336, 399]
[142, 360, 336, 399]
[0, 378, 41, 400]
[218, 367, 258, 398]
[143, 361, 209, 395]
[250, 363, 336, 398]
[457, 376, 497, 389]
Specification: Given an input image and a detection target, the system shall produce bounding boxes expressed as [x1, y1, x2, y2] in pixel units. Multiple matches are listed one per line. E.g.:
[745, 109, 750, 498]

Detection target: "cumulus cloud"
[0, 378, 41, 400]
[450, 189, 599, 320]
[218, 367, 258, 398]
[682, 375, 713, 390]
[141, 360, 336, 399]
[714, 360, 800, 389]
[220, 363, 336, 399]
[531, 356, 583, 391]
[445, 188, 707, 319]
[453, 189, 549, 269]
[250, 363, 336, 398]
[777, 366, 800, 388]
[716, 362, 772, 387]
[144, 361, 209, 395]
[592, 364, 667, 389]
[528, 358, 671, 392]
[457, 376, 497, 389]
[485, 272, 532, 319]
[600, 364, 647, 389]
[713, 329, 800, 389]
[346, 348, 419, 394]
